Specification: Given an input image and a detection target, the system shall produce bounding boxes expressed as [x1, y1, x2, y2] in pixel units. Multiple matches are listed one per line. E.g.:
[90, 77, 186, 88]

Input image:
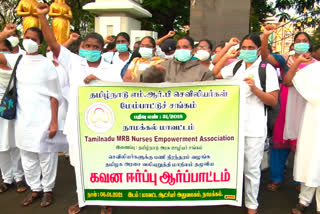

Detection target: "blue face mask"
[175, 49, 192, 62]
[239, 50, 258, 63]
[116, 44, 128, 53]
[79, 49, 101, 62]
[294, 43, 310, 54]
[211, 54, 216, 60]
[0, 51, 11, 54]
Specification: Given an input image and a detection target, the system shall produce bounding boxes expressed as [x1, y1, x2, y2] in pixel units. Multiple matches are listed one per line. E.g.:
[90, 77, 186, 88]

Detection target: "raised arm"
[156, 31, 175, 45]
[261, 25, 278, 66]
[213, 49, 239, 79]
[37, 3, 61, 58]
[212, 37, 240, 65]
[283, 53, 312, 86]
[62, 32, 80, 48]
[0, 24, 16, 65]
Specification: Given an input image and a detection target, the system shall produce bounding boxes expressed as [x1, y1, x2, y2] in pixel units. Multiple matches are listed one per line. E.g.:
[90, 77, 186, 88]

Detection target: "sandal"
[267, 181, 281, 191]
[0, 183, 12, 193]
[291, 203, 306, 214]
[40, 192, 53, 207]
[101, 206, 112, 214]
[68, 202, 83, 214]
[22, 191, 42, 206]
[16, 181, 27, 193]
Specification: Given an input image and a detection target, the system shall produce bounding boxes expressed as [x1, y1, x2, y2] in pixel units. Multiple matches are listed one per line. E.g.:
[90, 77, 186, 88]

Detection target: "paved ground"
[0, 154, 317, 214]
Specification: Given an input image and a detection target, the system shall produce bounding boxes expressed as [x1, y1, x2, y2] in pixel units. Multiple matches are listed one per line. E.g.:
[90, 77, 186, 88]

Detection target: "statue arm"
[49, 7, 63, 17]
[16, 4, 32, 16]
[63, 9, 72, 19]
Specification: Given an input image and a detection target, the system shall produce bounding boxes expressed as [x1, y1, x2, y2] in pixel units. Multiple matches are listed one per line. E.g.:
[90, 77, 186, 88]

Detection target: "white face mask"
[7, 36, 19, 48]
[46, 51, 54, 61]
[22, 39, 39, 54]
[139, 47, 153, 59]
[195, 50, 210, 61]
[164, 53, 175, 59]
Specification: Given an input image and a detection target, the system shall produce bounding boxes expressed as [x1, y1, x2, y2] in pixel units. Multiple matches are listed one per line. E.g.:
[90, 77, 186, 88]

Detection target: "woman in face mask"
[123, 36, 166, 82]
[195, 39, 216, 72]
[214, 33, 280, 214]
[0, 24, 61, 207]
[142, 36, 214, 83]
[102, 32, 131, 67]
[0, 39, 27, 195]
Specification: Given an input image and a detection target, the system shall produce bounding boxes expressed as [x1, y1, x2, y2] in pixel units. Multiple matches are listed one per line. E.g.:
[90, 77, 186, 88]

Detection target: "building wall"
[190, 0, 251, 45]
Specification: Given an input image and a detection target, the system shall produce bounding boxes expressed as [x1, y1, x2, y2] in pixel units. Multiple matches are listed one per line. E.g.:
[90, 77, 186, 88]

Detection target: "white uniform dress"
[0, 67, 24, 184]
[58, 46, 123, 167]
[221, 57, 279, 209]
[291, 62, 320, 211]
[102, 51, 131, 68]
[5, 54, 60, 192]
[57, 46, 122, 205]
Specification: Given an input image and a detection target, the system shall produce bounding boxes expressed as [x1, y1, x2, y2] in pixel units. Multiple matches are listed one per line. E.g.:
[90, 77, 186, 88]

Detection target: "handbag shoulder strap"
[4, 54, 23, 95]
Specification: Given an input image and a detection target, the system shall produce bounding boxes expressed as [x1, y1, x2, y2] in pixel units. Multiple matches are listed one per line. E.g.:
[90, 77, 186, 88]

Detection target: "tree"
[140, 0, 190, 37]
[249, 0, 275, 32]
[275, 0, 320, 29]
[276, 0, 320, 14]
[0, 0, 21, 29]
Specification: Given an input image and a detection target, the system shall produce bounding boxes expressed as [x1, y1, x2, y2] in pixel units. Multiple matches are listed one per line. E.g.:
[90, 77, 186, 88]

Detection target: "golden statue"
[49, 0, 73, 44]
[17, 0, 40, 33]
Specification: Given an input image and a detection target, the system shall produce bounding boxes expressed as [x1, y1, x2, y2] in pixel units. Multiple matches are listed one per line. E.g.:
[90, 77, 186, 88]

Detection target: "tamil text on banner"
[75, 81, 244, 207]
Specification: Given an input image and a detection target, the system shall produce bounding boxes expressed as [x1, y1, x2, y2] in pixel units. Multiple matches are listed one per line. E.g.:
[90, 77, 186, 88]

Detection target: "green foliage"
[250, 0, 275, 33]
[0, 0, 21, 29]
[140, 0, 190, 37]
[276, 0, 320, 14]
[311, 26, 320, 51]
[276, 0, 320, 29]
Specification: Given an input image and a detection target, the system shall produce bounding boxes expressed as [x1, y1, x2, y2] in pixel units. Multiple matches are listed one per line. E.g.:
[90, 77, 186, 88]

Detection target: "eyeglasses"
[197, 46, 210, 49]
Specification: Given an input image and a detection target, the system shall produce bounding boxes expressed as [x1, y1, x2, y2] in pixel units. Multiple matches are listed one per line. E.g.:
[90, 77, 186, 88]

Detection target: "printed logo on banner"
[85, 102, 115, 133]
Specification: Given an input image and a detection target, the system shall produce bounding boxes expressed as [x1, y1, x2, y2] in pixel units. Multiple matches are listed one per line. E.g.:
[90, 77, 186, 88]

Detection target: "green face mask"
[239, 50, 258, 63]
[174, 49, 192, 62]
[79, 49, 101, 62]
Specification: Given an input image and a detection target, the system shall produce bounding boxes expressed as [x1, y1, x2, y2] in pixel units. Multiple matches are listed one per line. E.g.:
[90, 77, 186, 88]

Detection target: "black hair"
[199, 39, 213, 50]
[116, 32, 130, 44]
[294, 32, 313, 52]
[127, 47, 141, 65]
[1, 39, 13, 52]
[141, 36, 156, 48]
[104, 41, 116, 52]
[25, 27, 44, 44]
[178, 36, 195, 48]
[240, 33, 261, 48]
[83, 32, 104, 49]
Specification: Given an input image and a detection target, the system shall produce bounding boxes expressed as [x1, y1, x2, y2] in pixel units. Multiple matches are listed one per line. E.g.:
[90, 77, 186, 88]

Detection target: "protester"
[123, 36, 166, 82]
[142, 36, 214, 82]
[212, 37, 240, 65]
[159, 38, 177, 59]
[0, 24, 60, 207]
[37, 3, 122, 213]
[6, 30, 25, 55]
[194, 39, 214, 71]
[0, 38, 27, 194]
[282, 32, 317, 192]
[282, 59, 320, 214]
[213, 33, 280, 214]
[260, 25, 292, 191]
[103, 32, 131, 67]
